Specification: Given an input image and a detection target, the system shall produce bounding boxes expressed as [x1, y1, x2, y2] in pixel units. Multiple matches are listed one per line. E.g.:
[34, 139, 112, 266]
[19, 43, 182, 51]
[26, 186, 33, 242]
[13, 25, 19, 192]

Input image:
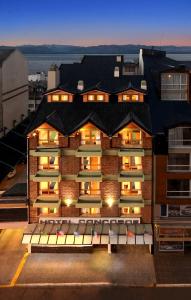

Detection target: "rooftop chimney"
[77, 80, 84, 91]
[47, 64, 60, 90]
[114, 66, 120, 78]
[116, 55, 122, 62]
[141, 80, 147, 90]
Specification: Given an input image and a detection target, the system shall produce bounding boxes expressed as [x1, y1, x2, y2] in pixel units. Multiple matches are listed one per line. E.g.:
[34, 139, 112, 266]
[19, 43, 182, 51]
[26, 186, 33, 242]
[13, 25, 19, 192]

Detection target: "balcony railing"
[38, 139, 59, 146]
[167, 165, 191, 172]
[121, 139, 142, 147]
[169, 139, 191, 148]
[121, 189, 142, 196]
[38, 164, 59, 170]
[80, 139, 101, 145]
[167, 190, 191, 198]
[80, 189, 100, 196]
[81, 164, 101, 171]
[39, 190, 59, 195]
[122, 164, 142, 171]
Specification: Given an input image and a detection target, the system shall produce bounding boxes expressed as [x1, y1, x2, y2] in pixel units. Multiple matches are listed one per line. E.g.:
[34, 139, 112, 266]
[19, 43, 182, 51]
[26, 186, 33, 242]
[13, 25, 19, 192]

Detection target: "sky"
[0, 0, 191, 46]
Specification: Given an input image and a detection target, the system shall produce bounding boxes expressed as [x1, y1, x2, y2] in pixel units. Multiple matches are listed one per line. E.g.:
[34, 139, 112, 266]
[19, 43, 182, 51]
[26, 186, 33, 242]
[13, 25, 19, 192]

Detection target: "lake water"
[25, 53, 191, 74]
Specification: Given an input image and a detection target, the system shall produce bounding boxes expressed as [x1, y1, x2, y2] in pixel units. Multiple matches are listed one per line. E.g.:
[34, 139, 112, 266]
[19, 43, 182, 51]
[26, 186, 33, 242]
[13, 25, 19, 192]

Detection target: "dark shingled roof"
[26, 100, 152, 136]
[2, 183, 27, 197]
[59, 54, 144, 94]
[26, 52, 191, 147]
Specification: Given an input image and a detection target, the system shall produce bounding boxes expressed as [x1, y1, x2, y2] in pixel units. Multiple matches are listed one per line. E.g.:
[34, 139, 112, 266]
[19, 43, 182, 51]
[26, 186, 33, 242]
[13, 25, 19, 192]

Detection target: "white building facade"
[0, 49, 28, 137]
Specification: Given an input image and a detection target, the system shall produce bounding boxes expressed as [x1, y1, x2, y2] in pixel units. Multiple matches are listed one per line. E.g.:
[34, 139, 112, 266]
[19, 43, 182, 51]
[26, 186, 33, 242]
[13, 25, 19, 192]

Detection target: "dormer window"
[122, 94, 139, 102]
[51, 94, 70, 102]
[47, 90, 73, 102]
[161, 72, 189, 101]
[52, 95, 59, 101]
[118, 90, 144, 102]
[60, 94, 69, 101]
[82, 90, 109, 102]
[87, 94, 104, 102]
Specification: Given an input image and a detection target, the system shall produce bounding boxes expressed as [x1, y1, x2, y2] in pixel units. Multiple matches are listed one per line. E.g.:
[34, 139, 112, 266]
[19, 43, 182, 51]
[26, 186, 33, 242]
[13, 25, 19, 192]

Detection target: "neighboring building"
[28, 80, 47, 113]
[28, 72, 46, 82]
[0, 49, 28, 137]
[141, 49, 191, 252]
[24, 55, 153, 250]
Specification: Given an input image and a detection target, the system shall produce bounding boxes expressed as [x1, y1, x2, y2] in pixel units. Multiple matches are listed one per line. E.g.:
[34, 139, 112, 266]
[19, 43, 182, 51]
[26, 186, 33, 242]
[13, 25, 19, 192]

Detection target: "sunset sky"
[0, 0, 191, 46]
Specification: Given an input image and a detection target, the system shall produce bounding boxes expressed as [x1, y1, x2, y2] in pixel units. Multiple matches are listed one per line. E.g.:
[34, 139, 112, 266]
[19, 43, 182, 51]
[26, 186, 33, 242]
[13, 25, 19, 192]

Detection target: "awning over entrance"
[22, 220, 153, 246]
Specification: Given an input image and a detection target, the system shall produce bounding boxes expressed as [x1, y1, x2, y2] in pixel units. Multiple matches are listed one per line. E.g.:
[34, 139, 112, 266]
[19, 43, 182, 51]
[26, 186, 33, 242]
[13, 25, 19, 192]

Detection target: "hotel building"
[24, 50, 191, 252]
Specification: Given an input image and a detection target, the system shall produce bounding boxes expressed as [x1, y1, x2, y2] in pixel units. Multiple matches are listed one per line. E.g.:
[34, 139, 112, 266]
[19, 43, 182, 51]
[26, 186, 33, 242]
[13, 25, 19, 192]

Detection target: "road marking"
[156, 283, 191, 287]
[0, 284, 12, 288]
[10, 252, 29, 287]
[15, 282, 154, 287]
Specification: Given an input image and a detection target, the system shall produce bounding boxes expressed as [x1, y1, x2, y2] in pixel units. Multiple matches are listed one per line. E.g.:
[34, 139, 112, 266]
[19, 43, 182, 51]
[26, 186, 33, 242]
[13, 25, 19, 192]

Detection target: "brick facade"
[60, 180, 80, 201]
[141, 205, 152, 223]
[101, 180, 120, 202]
[101, 156, 119, 174]
[61, 156, 80, 174]
[29, 156, 38, 175]
[28, 122, 153, 223]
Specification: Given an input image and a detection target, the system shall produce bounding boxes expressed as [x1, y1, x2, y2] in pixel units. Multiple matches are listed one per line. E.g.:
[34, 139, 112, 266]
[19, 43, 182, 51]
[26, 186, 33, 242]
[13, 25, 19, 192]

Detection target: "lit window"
[39, 181, 58, 195]
[121, 181, 141, 195]
[80, 127, 101, 145]
[61, 94, 69, 101]
[40, 207, 48, 214]
[132, 95, 139, 101]
[88, 95, 95, 101]
[122, 95, 130, 101]
[38, 129, 58, 145]
[121, 207, 141, 215]
[39, 207, 58, 215]
[39, 156, 59, 170]
[161, 73, 189, 101]
[97, 95, 104, 101]
[81, 181, 100, 195]
[81, 208, 100, 215]
[52, 95, 59, 101]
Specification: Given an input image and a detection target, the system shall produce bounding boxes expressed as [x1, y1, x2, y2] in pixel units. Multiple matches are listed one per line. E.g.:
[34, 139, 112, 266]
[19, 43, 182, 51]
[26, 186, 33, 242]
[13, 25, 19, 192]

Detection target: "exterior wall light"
[65, 198, 72, 207]
[107, 198, 114, 208]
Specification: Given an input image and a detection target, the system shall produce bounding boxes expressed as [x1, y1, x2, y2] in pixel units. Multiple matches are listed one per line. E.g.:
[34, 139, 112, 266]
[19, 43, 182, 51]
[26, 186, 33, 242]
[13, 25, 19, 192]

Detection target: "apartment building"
[141, 49, 191, 252]
[0, 49, 28, 138]
[23, 56, 153, 250]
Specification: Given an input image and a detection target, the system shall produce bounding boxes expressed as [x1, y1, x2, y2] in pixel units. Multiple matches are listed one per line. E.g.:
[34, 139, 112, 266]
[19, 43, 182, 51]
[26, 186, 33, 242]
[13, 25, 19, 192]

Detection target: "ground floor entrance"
[155, 223, 191, 252]
[22, 218, 153, 253]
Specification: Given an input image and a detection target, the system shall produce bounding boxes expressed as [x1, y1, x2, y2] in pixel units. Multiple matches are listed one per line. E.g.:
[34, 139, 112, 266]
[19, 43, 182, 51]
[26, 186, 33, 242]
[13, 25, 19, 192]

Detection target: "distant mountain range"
[0, 44, 191, 54]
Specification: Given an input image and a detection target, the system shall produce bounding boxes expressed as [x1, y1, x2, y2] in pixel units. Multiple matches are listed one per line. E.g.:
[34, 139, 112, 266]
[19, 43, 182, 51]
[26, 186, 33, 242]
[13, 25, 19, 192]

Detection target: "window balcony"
[119, 165, 144, 182]
[80, 138, 101, 146]
[168, 139, 191, 148]
[76, 145, 102, 157]
[118, 148, 144, 157]
[121, 189, 142, 199]
[167, 164, 191, 172]
[31, 170, 61, 182]
[80, 189, 101, 196]
[168, 127, 191, 148]
[76, 167, 102, 182]
[119, 190, 144, 208]
[33, 199, 61, 209]
[31, 148, 60, 156]
[76, 199, 102, 209]
[121, 139, 143, 148]
[167, 191, 191, 198]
